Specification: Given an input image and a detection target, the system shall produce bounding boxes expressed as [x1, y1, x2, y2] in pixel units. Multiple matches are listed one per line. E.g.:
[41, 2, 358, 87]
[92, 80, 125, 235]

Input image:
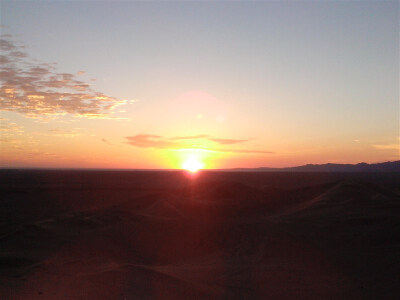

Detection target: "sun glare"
[182, 157, 203, 173]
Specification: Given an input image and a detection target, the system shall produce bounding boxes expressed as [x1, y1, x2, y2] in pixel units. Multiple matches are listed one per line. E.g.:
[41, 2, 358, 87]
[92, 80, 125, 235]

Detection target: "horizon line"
[1, 160, 398, 172]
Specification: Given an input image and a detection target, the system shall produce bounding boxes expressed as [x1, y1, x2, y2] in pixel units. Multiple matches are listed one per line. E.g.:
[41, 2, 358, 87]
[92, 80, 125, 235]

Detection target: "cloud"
[101, 138, 113, 145]
[125, 134, 179, 149]
[209, 138, 248, 145]
[373, 143, 399, 151]
[0, 121, 24, 133]
[167, 134, 247, 145]
[124, 134, 273, 154]
[0, 35, 126, 120]
[0, 38, 17, 51]
[0, 119, 24, 148]
[170, 134, 209, 140]
[47, 129, 80, 137]
[215, 148, 273, 154]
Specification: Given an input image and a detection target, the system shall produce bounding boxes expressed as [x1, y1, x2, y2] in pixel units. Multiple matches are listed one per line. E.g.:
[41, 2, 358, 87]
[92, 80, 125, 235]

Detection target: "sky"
[0, 1, 399, 169]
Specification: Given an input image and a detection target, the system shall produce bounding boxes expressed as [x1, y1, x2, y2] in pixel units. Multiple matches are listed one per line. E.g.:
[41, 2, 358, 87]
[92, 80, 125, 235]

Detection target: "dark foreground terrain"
[0, 170, 399, 299]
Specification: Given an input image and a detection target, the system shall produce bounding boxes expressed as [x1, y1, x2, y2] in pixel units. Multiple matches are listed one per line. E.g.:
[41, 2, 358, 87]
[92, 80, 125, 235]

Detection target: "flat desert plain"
[0, 170, 399, 299]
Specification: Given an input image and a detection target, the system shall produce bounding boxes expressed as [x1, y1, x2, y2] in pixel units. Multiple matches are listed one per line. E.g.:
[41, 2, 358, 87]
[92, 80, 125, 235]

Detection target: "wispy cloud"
[215, 148, 273, 154]
[0, 118, 24, 148]
[209, 138, 248, 145]
[373, 143, 399, 151]
[171, 134, 210, 140]
[47, 129, 80, 137]
[101, 138, 113, 146]
[164, 134, 247, 145]
[0, 120, 24, 133]
[0, 35, 126, 120]
[124, 134, 272, 154]
[125, 134, 179, 149]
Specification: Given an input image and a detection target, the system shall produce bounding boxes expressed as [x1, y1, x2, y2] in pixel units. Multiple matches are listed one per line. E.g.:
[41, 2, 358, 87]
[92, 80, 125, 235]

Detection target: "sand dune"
[0, 170, 399, 299]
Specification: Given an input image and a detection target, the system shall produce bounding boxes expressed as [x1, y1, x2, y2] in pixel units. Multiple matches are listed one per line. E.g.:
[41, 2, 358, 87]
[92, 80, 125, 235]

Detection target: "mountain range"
[225, 160, 400, 172]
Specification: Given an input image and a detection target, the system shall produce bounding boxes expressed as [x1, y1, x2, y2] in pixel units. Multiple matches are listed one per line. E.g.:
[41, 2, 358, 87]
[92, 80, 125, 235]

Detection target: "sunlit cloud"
[0, 35, 127, 120]
[46, 129, 80, 137]
[373, 143, 400, 151]
[0, 120, 24, 133]
[125, 134, 273, 154]
[125, 134, 179, 149]
[0, 118, 25, 149]
[171, 134, 209, 140]
[161, 134, 247, 145]
[216, 148, 273, 154]
[176, 148, 273, 154]
[209, 138, 248, 145]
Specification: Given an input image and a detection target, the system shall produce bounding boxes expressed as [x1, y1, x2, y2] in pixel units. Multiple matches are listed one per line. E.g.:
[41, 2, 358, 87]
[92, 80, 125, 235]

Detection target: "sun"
[182, 157, 204, 173]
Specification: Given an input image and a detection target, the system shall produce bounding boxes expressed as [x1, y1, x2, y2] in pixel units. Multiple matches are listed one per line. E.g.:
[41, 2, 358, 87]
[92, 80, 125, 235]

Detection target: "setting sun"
[182, 157, 203, 173]
[1, 2, 399, 299]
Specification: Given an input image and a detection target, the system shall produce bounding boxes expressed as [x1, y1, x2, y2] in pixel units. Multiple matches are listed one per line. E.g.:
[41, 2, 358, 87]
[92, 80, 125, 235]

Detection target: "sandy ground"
[0, 170, 399, 299]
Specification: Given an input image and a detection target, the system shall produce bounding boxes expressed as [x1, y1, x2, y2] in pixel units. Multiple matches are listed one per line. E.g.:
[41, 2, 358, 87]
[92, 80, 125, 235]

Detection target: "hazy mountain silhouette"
[227, 160, 400, 172]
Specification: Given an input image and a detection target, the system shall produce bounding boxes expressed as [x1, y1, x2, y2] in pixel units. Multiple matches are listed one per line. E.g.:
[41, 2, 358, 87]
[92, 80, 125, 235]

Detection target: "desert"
[1, 170, 399, 299]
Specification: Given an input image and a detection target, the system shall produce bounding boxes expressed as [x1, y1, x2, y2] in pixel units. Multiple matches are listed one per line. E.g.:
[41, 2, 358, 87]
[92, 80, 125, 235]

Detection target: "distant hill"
[226, 160, 400, 172]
